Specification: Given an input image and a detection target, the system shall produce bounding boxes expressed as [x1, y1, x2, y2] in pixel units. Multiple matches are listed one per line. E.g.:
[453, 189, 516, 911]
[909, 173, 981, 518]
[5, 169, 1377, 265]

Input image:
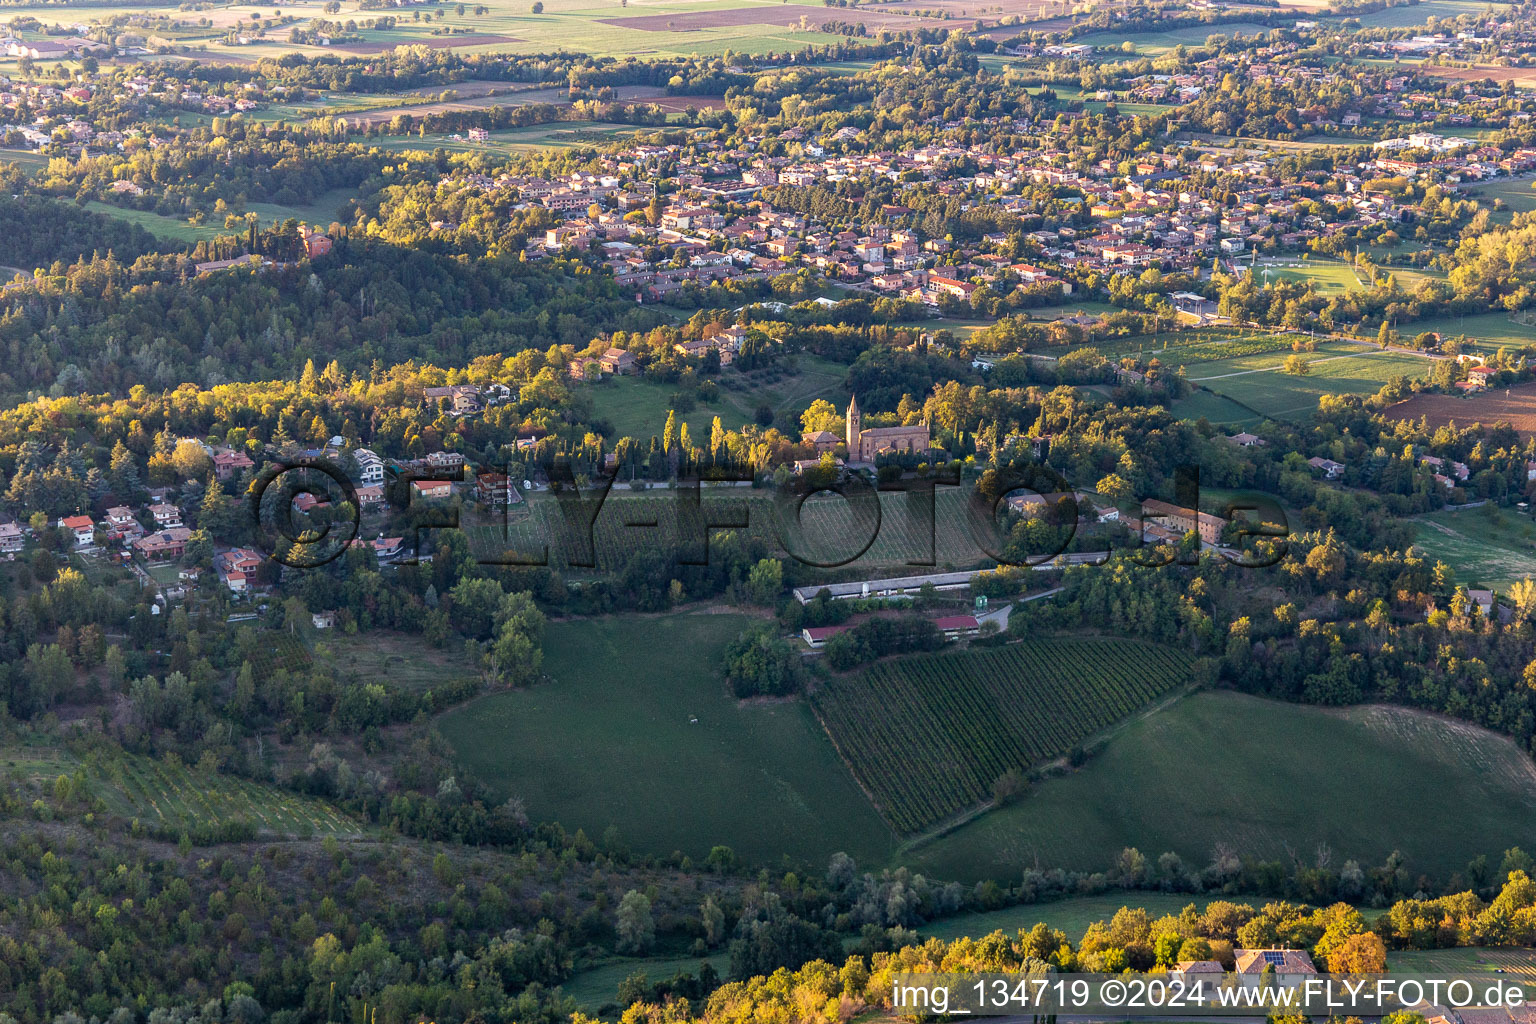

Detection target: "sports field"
[437, 612, 899, 865]
[906, 692, 1536, 882]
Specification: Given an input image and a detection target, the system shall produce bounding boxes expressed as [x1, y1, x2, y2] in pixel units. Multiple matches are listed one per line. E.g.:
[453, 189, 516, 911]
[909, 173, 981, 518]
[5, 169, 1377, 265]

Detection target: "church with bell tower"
[843, 395, 930, 463]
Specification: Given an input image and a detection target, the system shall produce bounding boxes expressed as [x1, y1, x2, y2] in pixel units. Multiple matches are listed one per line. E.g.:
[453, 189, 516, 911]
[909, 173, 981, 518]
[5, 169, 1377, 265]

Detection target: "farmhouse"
[411, 480, 454, 501]
[1233, 949, 1317, 989]
[0, 521, 23, 554]
[1140, 499, 1227, 546]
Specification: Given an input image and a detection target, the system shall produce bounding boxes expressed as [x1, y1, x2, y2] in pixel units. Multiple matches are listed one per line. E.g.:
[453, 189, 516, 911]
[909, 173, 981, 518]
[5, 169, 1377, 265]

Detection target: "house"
[60, 514, 96, 547]
[299, 225, 332, 258]
[1170, 961, 1226, 999]
[425, 451, 466, 472]
[1306, 456, 1345, 479]
[133, 527, 193, 561]
[804, 430, 840, 454]
[105, 505, 139, 535]
[1233, 949, 1317, 990]
[353, 535, 404, 562]
[411, 480, 454, 501]
[1468, 364, 1499, 386]
[353, 448, 385, 486]
[1140, 499, 1226, 546]
[218, 548, 263, 594]
[149, 503, 182, 528]
[0, 521, 22, 555]
[475, 472, 516, 508]
[423, 385, 482, 416]
[599, 347, 639, 375]
[1467, 589, 1496, 617]
[213, 449, 254, 481]
[311, 611, 337, 629]
[802, 624, 851, 647]
[932, 614, 980, 641]
[1226, 432, 1266, 448]
[355, 484, 385, 509]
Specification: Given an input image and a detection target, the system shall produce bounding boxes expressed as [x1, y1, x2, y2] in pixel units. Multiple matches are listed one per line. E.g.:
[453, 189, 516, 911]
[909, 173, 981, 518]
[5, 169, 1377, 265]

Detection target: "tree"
[746, 558, 783, 606]
[723, 624, 802, 697]
[1328, 932, 1386, 973]
[531, 1, 543, 10]
[616, 890, 655, 953]
[487, 590, 545, 686]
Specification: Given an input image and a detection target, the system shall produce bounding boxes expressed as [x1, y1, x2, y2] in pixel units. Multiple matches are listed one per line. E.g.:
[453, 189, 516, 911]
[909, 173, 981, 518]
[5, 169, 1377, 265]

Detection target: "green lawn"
[1257, 258, 1366, 294]
[905, 691, 1536, 882]
[81, 201, 221, 245]
[437, 612, 898, 866]
[1411, 505, 1536, 592]
[246, 185, 363, 228]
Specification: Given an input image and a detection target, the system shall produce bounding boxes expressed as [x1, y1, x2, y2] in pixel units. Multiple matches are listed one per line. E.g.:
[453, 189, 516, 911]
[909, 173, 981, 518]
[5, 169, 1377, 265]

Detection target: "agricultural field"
[1388, 948, 1536, 977]
[1192, 346, 1438, 421]
[89, 755, 365, 837]
[811, 638, 1194, 833]
[1410, 505, 1536, 592]
[1349, 0, 1489, 27]
[1074, 20, 1272, 54]
[1407, 311, 1536, 353]
[563, 953, 729, 1012]
[920, 893, 1237, 944]
[1386, 381, 1536, 438]
[1168, 388, 1263, 428]
[907, 692, 1536, 882]
[15, 0, 982, 61]
[436, 613, 898, 866]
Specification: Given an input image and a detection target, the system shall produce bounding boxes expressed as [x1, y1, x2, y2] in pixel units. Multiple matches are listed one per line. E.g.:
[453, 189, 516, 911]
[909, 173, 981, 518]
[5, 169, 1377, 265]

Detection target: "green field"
[16, 0, 902, 60]
[81, 201, 222, 244]
[93, 755, 364, 837]
[589, 354, 849, 441]
[1349, 0, 1488, 27]
[437, 613, 898, 866]
[563, 953, 729, 1011]
[1074, 21, 1272, 54]
[1169, 388, 1263, 427]
[5, 745, 362, 839]
[906, 691, 1536, 882]
[1407, 311, 1536, 354]
[1189, 345, 1438, 420]
[1388, 947, 1536, 977]
[1411, 505, 1536, 592]
[812, 638, 1194, 833]
[1462, 177, 1536, 220]
[1258, 259, 1366, 294]
[920, 894, 1237, 944]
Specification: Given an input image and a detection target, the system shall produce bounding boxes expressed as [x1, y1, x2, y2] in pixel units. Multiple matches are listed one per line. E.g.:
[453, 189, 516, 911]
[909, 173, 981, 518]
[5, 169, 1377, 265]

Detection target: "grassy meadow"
[905, 691, 1536, 882]
[1188, 345, 1439, 421]
[436, 612, 899, 866]
[1411, 504, 1536, 592]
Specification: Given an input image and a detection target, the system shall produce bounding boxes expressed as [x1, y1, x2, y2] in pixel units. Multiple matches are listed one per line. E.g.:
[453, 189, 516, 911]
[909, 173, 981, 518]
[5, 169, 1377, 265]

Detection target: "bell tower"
[845, 394, 861, 454]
